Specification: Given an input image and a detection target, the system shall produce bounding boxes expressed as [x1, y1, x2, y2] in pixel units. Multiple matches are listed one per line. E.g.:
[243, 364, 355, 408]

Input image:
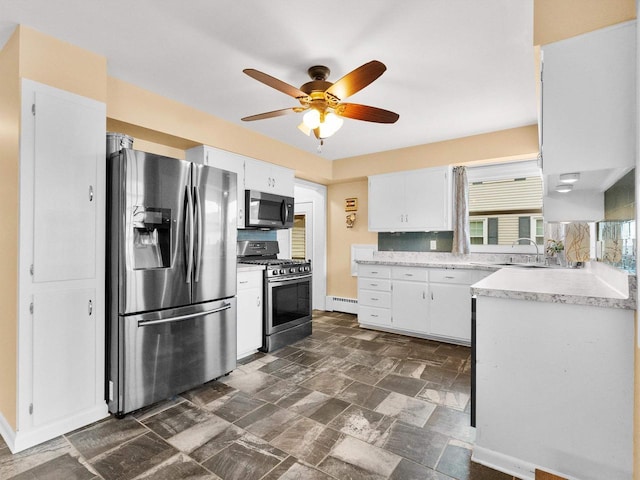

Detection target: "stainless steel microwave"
[245, 190, 294, 229]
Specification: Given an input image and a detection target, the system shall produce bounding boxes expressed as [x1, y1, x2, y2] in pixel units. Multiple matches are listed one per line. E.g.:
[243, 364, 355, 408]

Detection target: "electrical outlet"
[430, 240, 437, 249]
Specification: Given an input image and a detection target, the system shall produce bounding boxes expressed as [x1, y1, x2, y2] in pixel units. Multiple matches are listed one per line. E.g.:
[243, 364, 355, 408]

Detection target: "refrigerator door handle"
[194, 186, 203, 282]
[137, 302, 232, 327]
[184, 185, 195, 283]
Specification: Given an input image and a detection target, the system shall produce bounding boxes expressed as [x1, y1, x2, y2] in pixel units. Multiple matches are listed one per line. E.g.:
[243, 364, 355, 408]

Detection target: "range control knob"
[304, 266, 310, 272]
[280, 269, 285, 275]
[290, 268, 295, 273]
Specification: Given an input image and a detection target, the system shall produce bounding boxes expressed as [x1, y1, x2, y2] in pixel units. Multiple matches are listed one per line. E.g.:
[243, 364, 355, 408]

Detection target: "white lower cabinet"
[236, 269, 263, 359]
[357, 264, 488, 345]
[391, 267, 429, 334]
[357, 265, 392, 328]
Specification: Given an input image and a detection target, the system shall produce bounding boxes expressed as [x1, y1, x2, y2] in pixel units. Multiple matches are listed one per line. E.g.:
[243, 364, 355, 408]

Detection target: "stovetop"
[237, 240, 311, 277]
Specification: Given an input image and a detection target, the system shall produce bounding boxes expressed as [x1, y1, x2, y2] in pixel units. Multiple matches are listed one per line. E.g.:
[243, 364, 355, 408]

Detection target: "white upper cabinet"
[368, 166, 452, 232]
[244, 157, 295, 197]
[541, 21, 636, 177]
[32, 90, 101, 282]
[186, 146, 295, 228]
[186, 145, 246, 227]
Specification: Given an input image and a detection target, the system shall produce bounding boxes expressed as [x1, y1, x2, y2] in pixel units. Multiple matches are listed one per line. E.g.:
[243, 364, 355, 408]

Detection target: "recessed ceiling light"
[555, 184, 573, 193]
[559, 173, 580, 183]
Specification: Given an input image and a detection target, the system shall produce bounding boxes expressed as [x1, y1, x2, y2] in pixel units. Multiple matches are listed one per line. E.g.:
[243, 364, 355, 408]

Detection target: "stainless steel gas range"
[237, 240, 312, 352]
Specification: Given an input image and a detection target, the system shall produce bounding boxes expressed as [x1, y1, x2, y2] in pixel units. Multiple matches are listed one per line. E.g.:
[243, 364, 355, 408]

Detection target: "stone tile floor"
[0, 311, 521, 480]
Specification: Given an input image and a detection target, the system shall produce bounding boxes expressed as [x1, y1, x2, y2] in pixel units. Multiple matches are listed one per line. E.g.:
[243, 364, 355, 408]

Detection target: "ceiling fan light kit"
[241, 60, 399, 145]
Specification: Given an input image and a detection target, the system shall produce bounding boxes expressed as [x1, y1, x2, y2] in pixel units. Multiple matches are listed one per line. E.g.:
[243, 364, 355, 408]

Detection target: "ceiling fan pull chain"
[317, 139, 324, 153]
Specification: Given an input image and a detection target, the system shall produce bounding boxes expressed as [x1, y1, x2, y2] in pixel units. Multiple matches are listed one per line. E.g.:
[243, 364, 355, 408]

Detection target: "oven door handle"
[137, 303, 232, 327]
[268, 273, 312, 284]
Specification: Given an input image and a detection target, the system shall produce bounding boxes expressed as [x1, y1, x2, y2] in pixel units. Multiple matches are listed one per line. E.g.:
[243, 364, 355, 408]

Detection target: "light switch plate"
[430, 240, 437, 249]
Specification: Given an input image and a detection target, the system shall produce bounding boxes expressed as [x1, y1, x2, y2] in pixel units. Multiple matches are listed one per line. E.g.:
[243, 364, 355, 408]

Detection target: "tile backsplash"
[378, 231, 454, 252]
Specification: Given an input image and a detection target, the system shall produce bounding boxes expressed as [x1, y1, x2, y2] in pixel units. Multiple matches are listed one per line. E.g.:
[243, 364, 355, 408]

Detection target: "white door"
[430, 283, 472, 341]
[32, 90, 101, 282]
[32, 288, 96, 426]
[391, 280, 429, 333]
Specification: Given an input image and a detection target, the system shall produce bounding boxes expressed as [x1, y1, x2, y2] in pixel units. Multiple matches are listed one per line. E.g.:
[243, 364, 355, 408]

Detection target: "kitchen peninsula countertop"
[357, 252, 636, 310]
[471, 262, 636, 310]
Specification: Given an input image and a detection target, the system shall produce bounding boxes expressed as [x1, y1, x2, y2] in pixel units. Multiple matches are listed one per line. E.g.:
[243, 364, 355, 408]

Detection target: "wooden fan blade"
[336, 103, 399, 123]
[241, 108, 299, 121]
[243, 69, 309, 99]
[325, 60, 387, 100]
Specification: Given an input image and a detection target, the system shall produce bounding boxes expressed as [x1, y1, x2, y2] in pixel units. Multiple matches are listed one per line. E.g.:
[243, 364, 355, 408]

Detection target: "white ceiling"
[0, 0, 537, 161]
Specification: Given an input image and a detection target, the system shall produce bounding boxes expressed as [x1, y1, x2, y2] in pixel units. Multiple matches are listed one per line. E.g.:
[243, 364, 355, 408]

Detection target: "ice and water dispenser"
[132, 206, 171, 269]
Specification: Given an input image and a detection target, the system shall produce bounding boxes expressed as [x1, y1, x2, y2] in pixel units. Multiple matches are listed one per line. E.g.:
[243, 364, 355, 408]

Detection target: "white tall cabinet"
[11, 80, 108, 452]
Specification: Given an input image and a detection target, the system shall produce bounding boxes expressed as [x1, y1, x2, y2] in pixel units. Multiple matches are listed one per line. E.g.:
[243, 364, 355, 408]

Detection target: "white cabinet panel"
[430, 283, 472, 341]
[391, 280, 429, 333]
[237, 269, 263, 358]
[32, 90, 102, 282]
[368, 166, 451, 232]
[245, 158, 294, 197]
[542, 21, 635, 176]
[32, 289, 96, 426]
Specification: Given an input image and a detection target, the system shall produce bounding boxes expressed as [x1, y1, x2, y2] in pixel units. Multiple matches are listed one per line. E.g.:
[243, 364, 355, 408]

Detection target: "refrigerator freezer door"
[192, 164, 237, 303]
[116, 298, 237, 415]
[115, 150, 192, 314]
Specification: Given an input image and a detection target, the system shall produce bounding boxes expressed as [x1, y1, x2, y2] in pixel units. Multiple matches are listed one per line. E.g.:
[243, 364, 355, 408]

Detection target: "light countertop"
[237, 263, 266, 272]
[471, 262, 636, 310]
[356, 252, 636, 310]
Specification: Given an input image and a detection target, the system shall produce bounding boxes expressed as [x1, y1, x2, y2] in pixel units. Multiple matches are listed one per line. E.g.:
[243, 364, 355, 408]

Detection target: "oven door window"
[270, 279, 311, 330]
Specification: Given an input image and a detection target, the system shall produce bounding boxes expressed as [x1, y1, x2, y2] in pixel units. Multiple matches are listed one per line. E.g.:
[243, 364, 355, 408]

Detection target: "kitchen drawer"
[359, 289, 391, 308]
[392, 266, 428, 282]
[358, 277, 391, 292]
[237, 270, 262, 290]
[429, 268, 474, 284]
[358, 305, 391, 326]
[358, 264, 391, 279]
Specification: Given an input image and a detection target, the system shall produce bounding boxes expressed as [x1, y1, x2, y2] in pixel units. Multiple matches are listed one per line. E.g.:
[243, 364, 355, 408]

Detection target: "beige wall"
[332, 125, 539, 182]
[327, 180, 377, 299]
[0, 28, 21, 432]
[106, 78, 332, 184]
[534, 0, 636, 45]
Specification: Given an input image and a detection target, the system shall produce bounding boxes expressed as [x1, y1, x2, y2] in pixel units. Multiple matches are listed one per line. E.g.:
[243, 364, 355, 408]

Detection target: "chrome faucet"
[512, 238, 540, 263]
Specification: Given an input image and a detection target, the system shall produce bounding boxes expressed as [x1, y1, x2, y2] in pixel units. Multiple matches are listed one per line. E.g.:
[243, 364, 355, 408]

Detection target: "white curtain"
[452, 166, 470, 254]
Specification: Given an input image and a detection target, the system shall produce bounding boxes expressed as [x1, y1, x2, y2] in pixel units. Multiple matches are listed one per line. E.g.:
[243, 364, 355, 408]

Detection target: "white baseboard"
[1, 404, 108, 453]
[472, 445, 536, 480]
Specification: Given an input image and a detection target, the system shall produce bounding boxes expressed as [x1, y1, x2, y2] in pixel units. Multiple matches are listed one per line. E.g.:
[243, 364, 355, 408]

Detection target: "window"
[469, 219, 487, 245]
[533, 216, 544, 245]
[291, 214, 306, 260]
[467, 161, 543, 249]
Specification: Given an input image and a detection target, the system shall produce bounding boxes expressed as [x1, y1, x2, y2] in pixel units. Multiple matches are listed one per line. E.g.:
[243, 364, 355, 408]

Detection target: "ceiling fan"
[241, 60, 399, 141]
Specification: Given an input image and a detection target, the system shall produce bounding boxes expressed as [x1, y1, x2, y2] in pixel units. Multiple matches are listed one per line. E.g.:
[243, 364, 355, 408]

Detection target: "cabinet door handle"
[257, 297, 261, 306]
[371, 297, 378, 301]
[445, 275, 455, 279]
[422, 291, 425, 299]
[371, 314, 379, 318]
[371, 271, 378, 274]
[370, 283, 378, 287]
[89, 185, 94, 202]
[239, 280, 249, 284]
[88, 300, 93, 316]
[404, 273, 413, 277]
[431, 292, 434, 300]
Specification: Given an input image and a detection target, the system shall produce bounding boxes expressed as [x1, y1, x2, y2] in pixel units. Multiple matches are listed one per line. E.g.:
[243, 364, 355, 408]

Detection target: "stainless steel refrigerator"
[107, 149, 237, 416]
